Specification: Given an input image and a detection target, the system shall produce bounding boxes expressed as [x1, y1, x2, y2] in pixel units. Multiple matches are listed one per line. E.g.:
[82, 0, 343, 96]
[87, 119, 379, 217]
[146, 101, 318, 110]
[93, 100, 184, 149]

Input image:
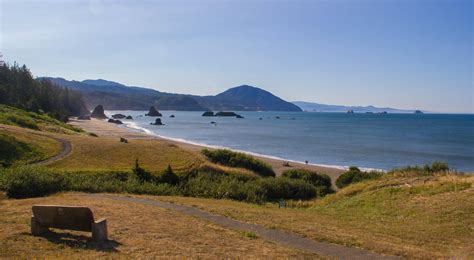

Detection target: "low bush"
[202, 149, 275, 177]
[336, 166, 382, 189]
[155, 165, 179, 185]
[258, 177, 317, 200]
[282, 169, 333, 195]
[133, 159, 153, 183]
[1, 166, 65, 199]
[0, 163, 322, 203]
[5, 114, 39, 130]
[389, 161, 450, 177]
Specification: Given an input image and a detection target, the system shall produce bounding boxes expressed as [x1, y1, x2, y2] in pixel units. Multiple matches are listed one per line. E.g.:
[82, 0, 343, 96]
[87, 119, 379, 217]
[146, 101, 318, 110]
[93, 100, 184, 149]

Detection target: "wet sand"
[69, 118, 344, 181]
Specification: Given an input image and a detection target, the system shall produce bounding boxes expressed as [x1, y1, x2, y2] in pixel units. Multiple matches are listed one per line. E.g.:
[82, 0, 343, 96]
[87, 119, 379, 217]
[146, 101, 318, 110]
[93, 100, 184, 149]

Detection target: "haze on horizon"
[0, 0, 472, 113]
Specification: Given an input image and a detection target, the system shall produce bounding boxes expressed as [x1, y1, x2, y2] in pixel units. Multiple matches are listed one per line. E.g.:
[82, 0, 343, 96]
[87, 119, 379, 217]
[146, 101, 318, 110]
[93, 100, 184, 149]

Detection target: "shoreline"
[69, 118, 346, 181]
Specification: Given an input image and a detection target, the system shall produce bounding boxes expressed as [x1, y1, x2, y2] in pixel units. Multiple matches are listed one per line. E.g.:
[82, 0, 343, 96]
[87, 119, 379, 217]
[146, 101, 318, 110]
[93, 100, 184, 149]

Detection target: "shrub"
[180, 168, 264, 202]
[282, 168, 333, 195]
[201, 149, 275, 177]
[6, 114, 38, 129]
[258, 177, 317, 201]
[390, 161, 450, 176]
[155, 165, 179, 185]
[336, 167, 382, 189]
[1, 166, 65, 198]
[133, 159, 152, 183]
[429, 161, 449, 172]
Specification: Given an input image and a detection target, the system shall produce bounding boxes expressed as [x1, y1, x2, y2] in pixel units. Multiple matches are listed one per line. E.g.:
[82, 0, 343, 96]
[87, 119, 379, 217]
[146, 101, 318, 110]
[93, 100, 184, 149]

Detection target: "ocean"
[106, 111, 474, 172]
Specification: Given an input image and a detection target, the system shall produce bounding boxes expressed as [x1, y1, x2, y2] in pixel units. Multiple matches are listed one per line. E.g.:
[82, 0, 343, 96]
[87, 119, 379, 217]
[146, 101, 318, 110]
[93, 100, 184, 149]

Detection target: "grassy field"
[148, 172, 474, 259]
[0, 105, 82, 134]
[48, 135, 203, 173]
[1, 108, 473, 258]
[0, 192, 320, 258]
[0, 125, 62, 166]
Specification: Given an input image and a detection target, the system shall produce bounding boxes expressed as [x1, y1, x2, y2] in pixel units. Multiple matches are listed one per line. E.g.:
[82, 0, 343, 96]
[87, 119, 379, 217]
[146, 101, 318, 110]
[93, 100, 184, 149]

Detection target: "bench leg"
[92, 218, 108, 242]
[31, 216, 48, 235]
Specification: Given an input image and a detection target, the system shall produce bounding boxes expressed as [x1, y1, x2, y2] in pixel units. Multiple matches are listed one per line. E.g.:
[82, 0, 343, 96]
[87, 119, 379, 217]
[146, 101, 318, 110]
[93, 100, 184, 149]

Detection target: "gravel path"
[95, 194, 402, 259]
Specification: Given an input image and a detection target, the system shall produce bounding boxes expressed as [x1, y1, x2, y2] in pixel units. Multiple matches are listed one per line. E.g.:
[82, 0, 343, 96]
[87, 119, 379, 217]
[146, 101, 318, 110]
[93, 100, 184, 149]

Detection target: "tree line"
[0, 63, 88, 121]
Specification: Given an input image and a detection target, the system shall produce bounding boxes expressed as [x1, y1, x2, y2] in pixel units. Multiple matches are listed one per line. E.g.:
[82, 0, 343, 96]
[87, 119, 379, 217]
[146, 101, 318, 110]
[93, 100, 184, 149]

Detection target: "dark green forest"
[0, 63, 88, 121]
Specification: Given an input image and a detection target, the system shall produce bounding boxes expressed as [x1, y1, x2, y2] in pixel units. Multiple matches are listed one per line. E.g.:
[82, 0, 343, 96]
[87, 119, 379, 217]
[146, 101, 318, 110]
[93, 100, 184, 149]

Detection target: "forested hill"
[0, 64, 88, 121]
[41, 77, 302, 112]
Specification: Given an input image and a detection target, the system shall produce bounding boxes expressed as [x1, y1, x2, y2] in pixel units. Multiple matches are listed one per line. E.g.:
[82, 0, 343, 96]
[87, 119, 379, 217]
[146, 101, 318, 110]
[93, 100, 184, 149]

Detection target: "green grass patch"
[0, 133, 45, 167]
[0, 104, 83, 133]
[202, 148, 275, 177]
[241, 231, 257, 239]
[335, 166, 382, 189]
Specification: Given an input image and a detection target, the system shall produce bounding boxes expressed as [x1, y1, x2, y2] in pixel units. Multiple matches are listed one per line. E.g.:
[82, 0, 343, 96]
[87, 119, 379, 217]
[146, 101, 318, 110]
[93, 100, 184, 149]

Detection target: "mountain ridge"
[41, 77, 301, 112]
[293, 101, 419, 113]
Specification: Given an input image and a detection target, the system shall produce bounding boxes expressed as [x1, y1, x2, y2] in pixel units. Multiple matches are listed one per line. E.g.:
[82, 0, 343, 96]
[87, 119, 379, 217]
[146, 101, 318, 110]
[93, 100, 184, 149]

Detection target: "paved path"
[95, 194, 402, 259]
[34, 137, 71, 165]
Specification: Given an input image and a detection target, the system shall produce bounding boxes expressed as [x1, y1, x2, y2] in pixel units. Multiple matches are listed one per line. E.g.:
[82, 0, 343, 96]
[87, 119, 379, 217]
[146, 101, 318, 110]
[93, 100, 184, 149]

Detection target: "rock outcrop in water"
[146, 106, 162, 117]
[150, 118, 164, 125]
[202, 111, 214, 117]
[112, 113, 126, 119]
[108, 119, 123, 124]
[91, 105, 107, 119]
[125, 115, 133, 120]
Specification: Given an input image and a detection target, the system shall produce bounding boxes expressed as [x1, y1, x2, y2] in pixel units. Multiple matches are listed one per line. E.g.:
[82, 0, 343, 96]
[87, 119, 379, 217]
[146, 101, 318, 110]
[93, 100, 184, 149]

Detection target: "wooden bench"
[31, 205, 108, 242]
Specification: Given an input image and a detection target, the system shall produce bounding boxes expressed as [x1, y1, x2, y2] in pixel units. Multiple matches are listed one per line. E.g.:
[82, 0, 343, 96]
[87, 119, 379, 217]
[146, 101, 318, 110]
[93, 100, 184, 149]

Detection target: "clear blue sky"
[1, 0, 472, 113]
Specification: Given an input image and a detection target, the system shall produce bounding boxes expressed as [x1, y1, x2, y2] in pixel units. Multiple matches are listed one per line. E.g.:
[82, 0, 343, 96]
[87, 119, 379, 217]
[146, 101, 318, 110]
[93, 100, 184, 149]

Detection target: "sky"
[0, 0, 472, 113]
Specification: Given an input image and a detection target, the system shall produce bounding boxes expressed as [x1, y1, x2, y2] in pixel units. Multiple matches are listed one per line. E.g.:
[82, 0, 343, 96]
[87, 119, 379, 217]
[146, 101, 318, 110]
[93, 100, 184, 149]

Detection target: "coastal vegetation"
[0, 104, 83, 133]
[0, 162, 325, 203]
[0, 95, 471, 258]
[0, 63, 88, 122]
[202, 148, 276, 177]
[282, 168, 333, 195]
[335, 166, 382, 188]
[156, 169, 474, 258]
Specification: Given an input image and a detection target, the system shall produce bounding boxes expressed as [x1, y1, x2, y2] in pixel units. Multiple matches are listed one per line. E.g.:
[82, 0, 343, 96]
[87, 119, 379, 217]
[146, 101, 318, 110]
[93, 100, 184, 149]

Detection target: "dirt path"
[94, 194, 401, 259]
[34, 137, 72, 165]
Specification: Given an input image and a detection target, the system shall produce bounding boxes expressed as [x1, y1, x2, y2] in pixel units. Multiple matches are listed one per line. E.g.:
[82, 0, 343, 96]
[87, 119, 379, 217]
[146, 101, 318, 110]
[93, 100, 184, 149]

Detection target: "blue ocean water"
[106, 111, 474, 172]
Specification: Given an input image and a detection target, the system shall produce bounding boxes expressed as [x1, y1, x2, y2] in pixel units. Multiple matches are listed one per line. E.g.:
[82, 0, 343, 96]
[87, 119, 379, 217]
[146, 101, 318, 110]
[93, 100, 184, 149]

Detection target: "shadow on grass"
[30, 231, 121, 252]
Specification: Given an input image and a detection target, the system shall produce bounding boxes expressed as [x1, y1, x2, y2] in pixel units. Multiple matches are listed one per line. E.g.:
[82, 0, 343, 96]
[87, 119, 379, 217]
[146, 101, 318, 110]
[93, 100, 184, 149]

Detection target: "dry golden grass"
[0, 192, 320, 258]
[146, 173, 474, 259]
[49, 135, 203, 173]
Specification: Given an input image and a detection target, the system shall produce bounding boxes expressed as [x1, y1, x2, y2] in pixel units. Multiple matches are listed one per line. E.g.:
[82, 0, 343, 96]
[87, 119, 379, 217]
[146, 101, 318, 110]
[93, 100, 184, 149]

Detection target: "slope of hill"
[293, 101, 417, 113]
[42, 77, 301, 111]
[210, 85, 301, 111]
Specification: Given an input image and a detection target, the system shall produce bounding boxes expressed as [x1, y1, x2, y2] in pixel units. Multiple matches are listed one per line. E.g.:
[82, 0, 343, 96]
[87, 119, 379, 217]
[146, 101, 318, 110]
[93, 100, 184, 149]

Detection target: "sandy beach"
[69, 118, 344, 181]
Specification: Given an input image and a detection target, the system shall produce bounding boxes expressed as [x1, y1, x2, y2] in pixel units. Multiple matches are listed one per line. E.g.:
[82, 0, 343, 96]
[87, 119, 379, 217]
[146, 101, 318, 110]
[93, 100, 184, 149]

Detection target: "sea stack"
[112, 113, 126, 119]
[151, 118, 164, 125]
[91, 105, 107, 119]
[215, 111, 238, 117]
[146, 106, 162, 117]
[202, 111, 214, 117]
[108, 119, 123, 124]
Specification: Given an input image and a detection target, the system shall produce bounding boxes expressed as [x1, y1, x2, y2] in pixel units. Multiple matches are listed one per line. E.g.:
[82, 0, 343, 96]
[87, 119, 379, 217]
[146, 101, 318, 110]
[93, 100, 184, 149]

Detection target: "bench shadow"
[32, 231, 121, 252]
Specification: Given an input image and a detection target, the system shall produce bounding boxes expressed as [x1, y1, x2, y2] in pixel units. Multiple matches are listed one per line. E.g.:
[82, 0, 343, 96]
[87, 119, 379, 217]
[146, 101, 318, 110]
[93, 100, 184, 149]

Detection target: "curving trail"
[33, 137, 72, 165]
[94, 194, 402, 260]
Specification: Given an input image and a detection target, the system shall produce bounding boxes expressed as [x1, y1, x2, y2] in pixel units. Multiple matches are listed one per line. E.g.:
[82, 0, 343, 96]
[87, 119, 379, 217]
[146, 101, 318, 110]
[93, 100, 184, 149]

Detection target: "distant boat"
[347, 110, 354, 114]
[414, 110, 424, 114]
